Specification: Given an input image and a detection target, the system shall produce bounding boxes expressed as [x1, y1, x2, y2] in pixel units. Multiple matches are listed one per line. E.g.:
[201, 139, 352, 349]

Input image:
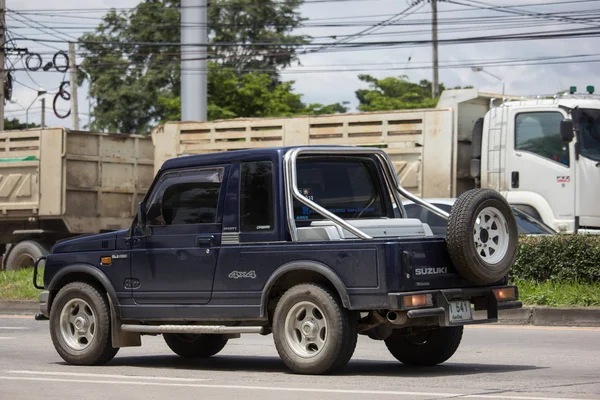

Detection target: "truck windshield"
[574, 108, 600, 161]
[294, 158, 389, 221]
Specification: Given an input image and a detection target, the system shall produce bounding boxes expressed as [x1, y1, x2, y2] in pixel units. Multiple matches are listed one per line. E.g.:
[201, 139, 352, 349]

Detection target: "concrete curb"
[499, 306, 600, 327]
[1, 301, 600, 327]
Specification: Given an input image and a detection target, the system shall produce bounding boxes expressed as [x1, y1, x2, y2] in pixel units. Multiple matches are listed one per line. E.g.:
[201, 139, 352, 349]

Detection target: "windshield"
[573, 108, 600, 161]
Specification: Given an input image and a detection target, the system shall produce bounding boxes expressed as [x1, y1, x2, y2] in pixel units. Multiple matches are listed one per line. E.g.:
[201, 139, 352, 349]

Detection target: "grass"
[515, 279, 600, 307]
[0, 268, 43, 300]
[0, 269, 599, 307]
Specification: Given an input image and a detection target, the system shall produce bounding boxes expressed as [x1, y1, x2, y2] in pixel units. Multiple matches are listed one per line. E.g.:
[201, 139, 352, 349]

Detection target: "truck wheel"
[163, 334, 228, 358]
[272, 283, 357, 375]
[49, 282, 118, 365]
[5, 240, 48, 271]
[384, 326, 463, 366]
[446, 189, 518, 284]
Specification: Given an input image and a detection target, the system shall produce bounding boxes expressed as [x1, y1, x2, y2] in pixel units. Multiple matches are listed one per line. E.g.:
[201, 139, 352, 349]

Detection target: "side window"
[515, 112, 569, 166]
[240, 161, 274, 232]
[293, 159, 389, 221]
[146, 168, 223, 226]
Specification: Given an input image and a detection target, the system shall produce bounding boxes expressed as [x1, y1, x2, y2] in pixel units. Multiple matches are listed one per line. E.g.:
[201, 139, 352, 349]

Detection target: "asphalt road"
[0, 316, 599, 400]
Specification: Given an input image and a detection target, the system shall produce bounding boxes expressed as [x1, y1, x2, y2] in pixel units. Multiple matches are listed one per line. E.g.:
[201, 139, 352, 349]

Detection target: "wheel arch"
[260, 261, 350, 320]
[47, 264, 121, 318]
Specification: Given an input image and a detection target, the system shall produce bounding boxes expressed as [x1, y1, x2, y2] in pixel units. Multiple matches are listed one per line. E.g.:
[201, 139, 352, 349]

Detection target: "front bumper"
[38, 291, 50, 319]
[387, 285, 522, 327]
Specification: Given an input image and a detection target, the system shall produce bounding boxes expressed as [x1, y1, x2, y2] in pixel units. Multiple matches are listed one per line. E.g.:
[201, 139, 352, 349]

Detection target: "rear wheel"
[163, 333, 228, 358]
[446, 189, 518, 284]
[5, 240, 48, 271]
[49, 282, 118, 365]
[384, 326, 463, 366]
[273, 283, 357, 375]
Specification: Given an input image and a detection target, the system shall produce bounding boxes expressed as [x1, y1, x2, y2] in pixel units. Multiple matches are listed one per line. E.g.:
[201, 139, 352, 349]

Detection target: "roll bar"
[283, 147, 450, 241]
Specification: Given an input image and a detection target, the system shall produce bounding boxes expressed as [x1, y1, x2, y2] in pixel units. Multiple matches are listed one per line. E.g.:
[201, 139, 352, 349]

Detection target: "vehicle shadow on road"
[95, 355, 542, 377]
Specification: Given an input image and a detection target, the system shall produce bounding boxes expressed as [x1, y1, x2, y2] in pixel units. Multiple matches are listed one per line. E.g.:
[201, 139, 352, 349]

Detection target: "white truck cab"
[477, 91, 600, 234]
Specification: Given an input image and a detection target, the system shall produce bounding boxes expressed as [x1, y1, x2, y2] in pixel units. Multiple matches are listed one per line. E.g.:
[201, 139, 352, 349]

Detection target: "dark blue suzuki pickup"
[34, 146, 522, 374]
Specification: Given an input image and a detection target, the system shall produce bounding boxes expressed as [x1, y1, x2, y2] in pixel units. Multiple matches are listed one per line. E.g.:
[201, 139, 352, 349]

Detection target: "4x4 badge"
[228, 271, 257, 279]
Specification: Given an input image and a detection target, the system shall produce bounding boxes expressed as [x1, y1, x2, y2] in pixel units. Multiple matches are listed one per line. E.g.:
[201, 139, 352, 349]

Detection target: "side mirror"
[560, 119, 575, 142]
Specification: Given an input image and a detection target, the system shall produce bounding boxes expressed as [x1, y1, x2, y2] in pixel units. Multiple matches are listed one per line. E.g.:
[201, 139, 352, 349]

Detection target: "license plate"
[449, 301, 472, 322]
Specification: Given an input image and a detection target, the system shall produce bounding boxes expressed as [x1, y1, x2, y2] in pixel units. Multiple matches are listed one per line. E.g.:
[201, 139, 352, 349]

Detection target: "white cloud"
[7, 0, 600, 129]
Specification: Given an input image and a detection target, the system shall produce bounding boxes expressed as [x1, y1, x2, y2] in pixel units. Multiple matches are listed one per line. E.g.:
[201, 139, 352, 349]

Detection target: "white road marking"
[8, 370, 210, 382]
[0, 376, 592, 400]
[0, 327, 28, 330]
[0, 337, 15, 340]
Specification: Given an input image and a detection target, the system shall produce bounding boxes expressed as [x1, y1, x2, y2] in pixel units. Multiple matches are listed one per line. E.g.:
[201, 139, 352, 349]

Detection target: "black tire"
[5, 240, 48, 271]
[272, 283, 358, 375]
[385, 326, 463, 366]
[49, 282, 118, 365]
[446, 189, 518, 284]
[163, 333, 228, 358]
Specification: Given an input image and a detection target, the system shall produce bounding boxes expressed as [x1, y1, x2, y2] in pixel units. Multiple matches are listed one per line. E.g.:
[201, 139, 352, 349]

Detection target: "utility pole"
[431, 0, 439, 98]
[40, 97, 45, 128]
[181, 0, 207, 121]
[68, 42, 80, 130]
[0, 0, 6, 131]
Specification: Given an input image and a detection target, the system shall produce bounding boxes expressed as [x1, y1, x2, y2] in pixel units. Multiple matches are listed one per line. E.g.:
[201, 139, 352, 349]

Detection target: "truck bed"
[0, 128, 154, 234]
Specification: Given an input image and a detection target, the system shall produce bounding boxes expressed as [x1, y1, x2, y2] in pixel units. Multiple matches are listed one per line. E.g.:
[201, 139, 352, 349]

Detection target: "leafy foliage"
[158, 62, 347, 122]
[209, 0, 307, 74]
[79, 0, 309, 133]
[355, 74, 471, 112]
[512, 235, 600, 283]
[3, 118, 38, 130]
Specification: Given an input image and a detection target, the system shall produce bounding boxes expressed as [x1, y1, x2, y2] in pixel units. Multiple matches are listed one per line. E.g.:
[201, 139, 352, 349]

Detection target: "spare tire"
[446, 189, 518, 284]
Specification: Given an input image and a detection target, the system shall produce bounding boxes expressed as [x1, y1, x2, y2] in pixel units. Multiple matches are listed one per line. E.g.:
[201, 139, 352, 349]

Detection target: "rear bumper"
[387, 285, 521, 327]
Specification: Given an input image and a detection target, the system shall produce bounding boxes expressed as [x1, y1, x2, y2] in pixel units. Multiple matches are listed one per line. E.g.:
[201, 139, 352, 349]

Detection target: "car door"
[130, 166, 228, 305]
[505, 110, 575, 231]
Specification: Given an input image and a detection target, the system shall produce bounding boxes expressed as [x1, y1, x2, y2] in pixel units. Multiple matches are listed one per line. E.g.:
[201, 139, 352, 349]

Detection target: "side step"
[120, 324, 264, 335]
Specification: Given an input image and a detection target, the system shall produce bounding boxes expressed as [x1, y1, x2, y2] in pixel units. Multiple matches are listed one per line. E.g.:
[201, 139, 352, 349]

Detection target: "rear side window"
[240, 161, 274, 232]
[294, 159, 388, 221]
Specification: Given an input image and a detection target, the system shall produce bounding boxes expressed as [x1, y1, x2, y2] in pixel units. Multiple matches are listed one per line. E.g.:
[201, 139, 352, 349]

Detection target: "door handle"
[511, 171, 519, 188]
[196, 235, 215, 247]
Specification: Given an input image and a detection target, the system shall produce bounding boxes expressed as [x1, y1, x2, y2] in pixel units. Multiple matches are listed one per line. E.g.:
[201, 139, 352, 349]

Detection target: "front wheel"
[272, 283, 358, 375]
[384, 326, 463, 366]
[163, 333, 228, 358]
[49, 282, 118, 365]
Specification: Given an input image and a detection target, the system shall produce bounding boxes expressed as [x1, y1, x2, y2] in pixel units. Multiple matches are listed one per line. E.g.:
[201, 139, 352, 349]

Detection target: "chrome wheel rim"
[59, 298, 97, 351]
[284, 301, 328, 358]
[473, 207, 509, 265]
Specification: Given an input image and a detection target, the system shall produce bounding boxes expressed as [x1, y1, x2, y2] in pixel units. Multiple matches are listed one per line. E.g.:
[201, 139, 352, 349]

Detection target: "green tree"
[3, 118, 38, 130]
[79, 0, 308, 133]
[355, 74, 470, 112]
[158, 62, 347, 121]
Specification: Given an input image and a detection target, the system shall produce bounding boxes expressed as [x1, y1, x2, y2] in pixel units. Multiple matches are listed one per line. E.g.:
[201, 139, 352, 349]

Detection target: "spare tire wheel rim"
[284, 301, 328, 358]
[473, 206, 509, 265]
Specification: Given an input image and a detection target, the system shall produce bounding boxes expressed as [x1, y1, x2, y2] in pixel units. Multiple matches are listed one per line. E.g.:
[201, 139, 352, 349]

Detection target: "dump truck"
[152, 88, 600, 234]
[0, 128, 154, 270]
